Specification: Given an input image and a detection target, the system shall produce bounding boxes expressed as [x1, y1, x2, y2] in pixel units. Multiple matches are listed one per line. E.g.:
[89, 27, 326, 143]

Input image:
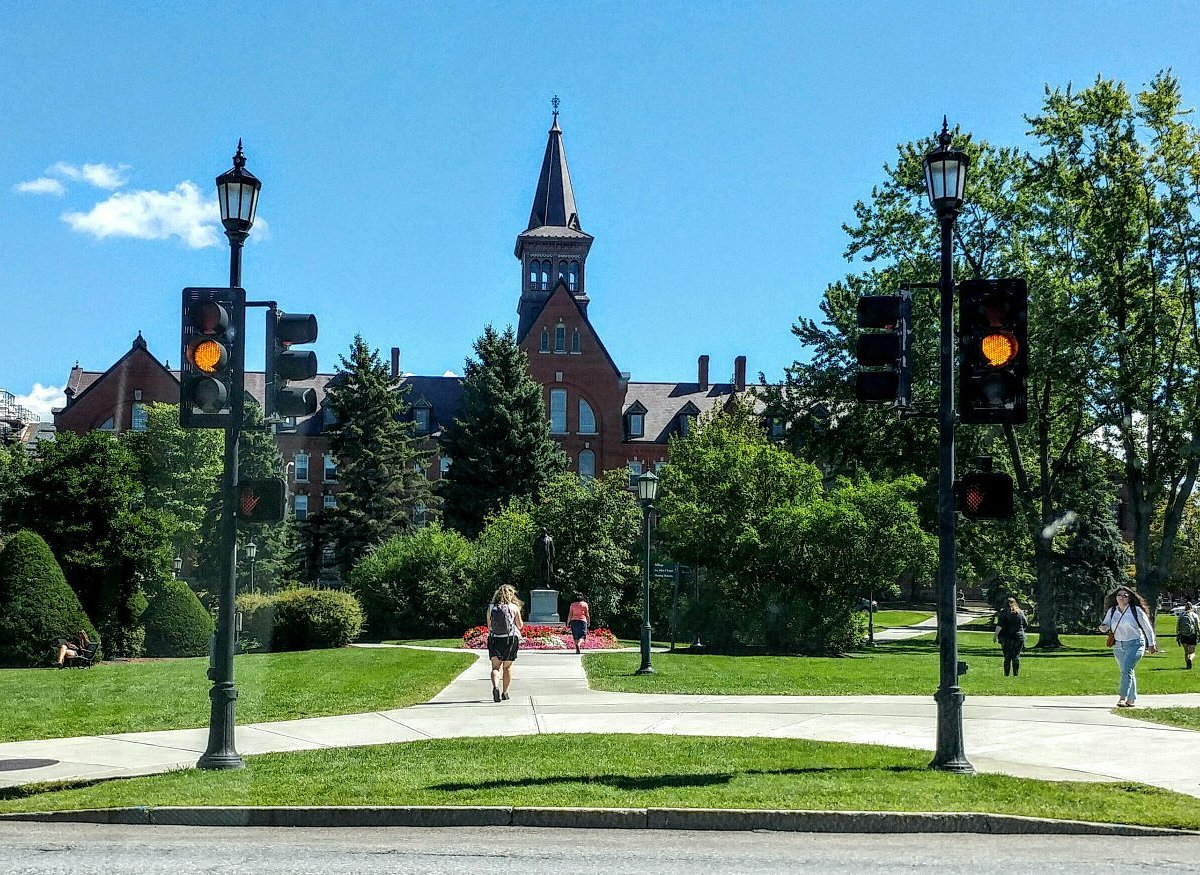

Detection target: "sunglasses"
[1116, 592, 1130, 598]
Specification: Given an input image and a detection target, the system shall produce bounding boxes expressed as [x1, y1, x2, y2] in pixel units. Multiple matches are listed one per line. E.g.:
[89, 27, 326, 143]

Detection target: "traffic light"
[237, 478, 286, 524]
[958, 278, 1027, 424]
[956, 471, 1014, 520]
[265, 308, 319, 419]
[180, 287, 244, 429]
[854, 291, 911, 405]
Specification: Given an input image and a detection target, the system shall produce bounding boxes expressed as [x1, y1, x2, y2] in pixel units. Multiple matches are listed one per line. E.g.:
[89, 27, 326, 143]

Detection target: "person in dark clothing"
[994, 597, 1028, 677]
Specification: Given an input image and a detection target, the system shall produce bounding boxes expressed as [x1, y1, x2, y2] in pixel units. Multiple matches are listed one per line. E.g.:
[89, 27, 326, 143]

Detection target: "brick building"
[53, 109, 756, 517]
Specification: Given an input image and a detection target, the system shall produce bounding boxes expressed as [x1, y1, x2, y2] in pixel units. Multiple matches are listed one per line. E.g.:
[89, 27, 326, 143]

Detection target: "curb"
[1, 806, 1194, 835]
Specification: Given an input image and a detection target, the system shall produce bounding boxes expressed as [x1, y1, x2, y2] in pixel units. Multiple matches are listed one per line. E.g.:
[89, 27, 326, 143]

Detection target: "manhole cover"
[0, 758, 59, 771]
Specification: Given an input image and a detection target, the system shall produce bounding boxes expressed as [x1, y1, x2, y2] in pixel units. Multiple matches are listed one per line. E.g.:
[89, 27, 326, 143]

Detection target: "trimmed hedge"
[142, 579, 214, 658]
[235, 592, 276, 653]
[0, 530, 98, 667]
[236, 588, 363, 652]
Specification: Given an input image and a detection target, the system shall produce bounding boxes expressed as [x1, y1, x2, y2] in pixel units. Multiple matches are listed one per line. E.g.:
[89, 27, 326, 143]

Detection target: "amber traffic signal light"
[958, 278, 1027, 424]
[181, 287, 244, 429]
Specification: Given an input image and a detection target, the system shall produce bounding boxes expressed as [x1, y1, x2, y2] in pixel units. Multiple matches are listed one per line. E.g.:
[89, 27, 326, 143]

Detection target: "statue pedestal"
[528, 588, 561, 624]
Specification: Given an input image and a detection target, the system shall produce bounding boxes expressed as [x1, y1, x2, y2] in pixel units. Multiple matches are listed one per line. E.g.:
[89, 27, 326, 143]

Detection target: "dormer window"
[414, 406, 430, 433]
[540, 328, 550, 353]
[627, 412, 644, 438]
[679, 414, 694, 437]
[571, 329, 580, 354]
[768, 416, 786, 438]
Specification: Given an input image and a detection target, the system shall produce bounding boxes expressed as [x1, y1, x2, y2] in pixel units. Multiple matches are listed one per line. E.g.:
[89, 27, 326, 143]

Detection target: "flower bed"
[461, 624, 619, 651]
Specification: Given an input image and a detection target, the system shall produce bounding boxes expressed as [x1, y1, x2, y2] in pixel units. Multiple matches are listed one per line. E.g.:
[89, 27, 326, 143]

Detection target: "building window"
[412, 501, 428, 527]
[540, 260, 550, 290]
[323, 453, 337, 482]
[414, 407, 430, 433]
[294, 494, 309, 521]
[131, 402, 148, 432]
[656, 460, 668, 473]
[627, 412, 644, 438]
[768, 416, 785, 438]
[558, 262, 567, 285]
[627, 460, 643, 489]
[571, 329, 581, 354]
[99, 416, 115, 431]
[529, 261, 538, 288]
[579, 450, 596, 480]
[679, 414, 694, 437]
[555, 324, 566, 352]
[323, 494, 337, 510]
[579, 398, 596, 434]
[295, 453, 310, 483]
[550, 388, 567, 433]
[540, 328, 550, 353]
[439, 456, 452, 478]
[568, 261, 579, 292]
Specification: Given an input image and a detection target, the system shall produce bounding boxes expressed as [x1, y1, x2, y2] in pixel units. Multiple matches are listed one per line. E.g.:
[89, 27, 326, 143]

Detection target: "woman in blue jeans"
[1099, 587, 1158, 708]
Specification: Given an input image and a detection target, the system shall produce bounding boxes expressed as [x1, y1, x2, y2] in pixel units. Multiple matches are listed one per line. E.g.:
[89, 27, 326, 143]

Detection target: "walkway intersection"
[1, 618, 1199, 800]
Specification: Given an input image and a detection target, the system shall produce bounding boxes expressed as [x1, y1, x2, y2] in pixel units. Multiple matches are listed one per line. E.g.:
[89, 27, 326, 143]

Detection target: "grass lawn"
[0, 646, 474, 744]
[388, 638, 468, 649]
[1120, 707, 1200, 731]
[583, 631, 1200, 697]
[869, 610, 933, 628]
[2, 734, 1198, 830]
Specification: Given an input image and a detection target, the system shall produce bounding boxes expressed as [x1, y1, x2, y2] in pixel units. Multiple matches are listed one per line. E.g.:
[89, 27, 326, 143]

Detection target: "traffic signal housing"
[958, 278, 1027, 424]
[237, 478, 286, 524]
[956, 471, 1014, 520]
[180, 287, 244, 429]
[854, 292, 911, 406]
[265, 308, 319, 420]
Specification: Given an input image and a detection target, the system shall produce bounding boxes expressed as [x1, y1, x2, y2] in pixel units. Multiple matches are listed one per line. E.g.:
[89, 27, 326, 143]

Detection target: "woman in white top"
[1099, 587, 1158, 708]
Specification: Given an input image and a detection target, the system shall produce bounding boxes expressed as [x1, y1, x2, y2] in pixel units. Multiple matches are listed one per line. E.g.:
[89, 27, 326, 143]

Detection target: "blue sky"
[3, 1, 1199, 418]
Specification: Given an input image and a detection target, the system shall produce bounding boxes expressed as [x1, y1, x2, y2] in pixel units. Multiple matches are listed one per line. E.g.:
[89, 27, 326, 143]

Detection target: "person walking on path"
[994, 597, 1028, 677]
[566, 593, 590, 654]
[1176, 601, 1199, 670]
[487, 585, 524, 702]
[1100, 587, 1158, 708]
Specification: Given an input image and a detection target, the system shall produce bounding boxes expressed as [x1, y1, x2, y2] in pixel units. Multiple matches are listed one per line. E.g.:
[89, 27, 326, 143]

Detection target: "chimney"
[733, 355, 747, 392]
[391, 347, 401, 378]
[697, 355, 709, 391]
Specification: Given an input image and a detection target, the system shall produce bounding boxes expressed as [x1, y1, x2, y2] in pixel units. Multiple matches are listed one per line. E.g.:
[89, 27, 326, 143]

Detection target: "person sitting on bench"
[53, 630, 90, 667]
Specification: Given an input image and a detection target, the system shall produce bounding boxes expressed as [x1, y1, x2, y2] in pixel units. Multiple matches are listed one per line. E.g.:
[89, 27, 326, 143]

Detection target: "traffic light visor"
[980, 331, 1019, 368]
[188, 337, 228, 374]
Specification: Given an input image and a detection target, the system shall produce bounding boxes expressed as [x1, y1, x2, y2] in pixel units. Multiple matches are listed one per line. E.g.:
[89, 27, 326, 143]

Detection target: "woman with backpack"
[487, 585, 524, 703]
[993, 597, 1028, 677]
[1176, 602, 1198, 670]
[1099, 587, 1158, 708]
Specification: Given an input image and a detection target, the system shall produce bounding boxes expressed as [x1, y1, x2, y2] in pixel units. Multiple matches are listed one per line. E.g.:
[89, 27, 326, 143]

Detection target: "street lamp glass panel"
[246, 542, 257, 560]
[173, 556, 183, 573]
[923, 152, 968, 212]
[637, 470, 659, 503]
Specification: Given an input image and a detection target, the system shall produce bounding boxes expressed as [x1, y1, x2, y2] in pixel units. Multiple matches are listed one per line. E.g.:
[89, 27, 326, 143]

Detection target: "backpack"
[1178, 611, 1198, 637]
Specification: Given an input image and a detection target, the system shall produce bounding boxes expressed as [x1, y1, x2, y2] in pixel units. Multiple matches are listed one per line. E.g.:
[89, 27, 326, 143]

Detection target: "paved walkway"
[2, 632, 1199, 799]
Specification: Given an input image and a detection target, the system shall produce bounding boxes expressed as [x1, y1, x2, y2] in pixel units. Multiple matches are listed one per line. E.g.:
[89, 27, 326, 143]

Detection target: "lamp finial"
[233, 139, 246, 169]
[938, 116, 952, 149]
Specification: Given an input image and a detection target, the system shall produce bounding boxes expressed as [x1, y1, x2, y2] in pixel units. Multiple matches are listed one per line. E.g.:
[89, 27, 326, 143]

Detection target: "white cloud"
[14, 177, 67, 196]
[50, 161, 129, 189]
[14, 384, 66, 420]
[62, 182, 222, 249]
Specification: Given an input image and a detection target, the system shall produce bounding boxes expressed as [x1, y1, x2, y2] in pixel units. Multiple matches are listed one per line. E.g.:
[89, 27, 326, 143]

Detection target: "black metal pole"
[636, 501, 654, 674]
[198, 233, 247, 771]
[868, 586, 875, 647]
[669, 562, 680, 652]
[931, 211, 973, 773]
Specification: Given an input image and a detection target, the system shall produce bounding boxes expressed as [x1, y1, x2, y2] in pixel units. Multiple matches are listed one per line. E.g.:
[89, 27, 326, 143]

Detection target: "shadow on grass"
[428, 764, 925, 793]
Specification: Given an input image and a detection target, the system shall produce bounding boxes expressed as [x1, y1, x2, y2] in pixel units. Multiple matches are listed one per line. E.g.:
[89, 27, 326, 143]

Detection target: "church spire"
[526, 95, 581, 231]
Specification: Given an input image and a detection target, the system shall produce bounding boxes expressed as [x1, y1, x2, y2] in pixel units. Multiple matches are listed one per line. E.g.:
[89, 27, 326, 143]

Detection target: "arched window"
[578, 398, 596, 434]
[529, 261, 538, 288]
[568, 261, 579, 291]
[555, 324, 566, 352]
[578, 450, 596, 480]
[558, 262, 567, 284]
[540, 328, 550, 352]
[540, 260, 550, 290]
[571, 328, 581, 353]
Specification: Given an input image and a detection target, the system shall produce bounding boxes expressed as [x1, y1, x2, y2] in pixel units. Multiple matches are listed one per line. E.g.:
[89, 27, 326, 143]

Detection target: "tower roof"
[526, 104, 582, 232]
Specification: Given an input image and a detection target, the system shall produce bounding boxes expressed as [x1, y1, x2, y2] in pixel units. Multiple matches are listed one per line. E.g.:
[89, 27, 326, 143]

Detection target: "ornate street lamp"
[923, 118, 973, 774]
[172, 556, 183, 580]
[636, 470, 659, 675]
[246, 541, 258, 595]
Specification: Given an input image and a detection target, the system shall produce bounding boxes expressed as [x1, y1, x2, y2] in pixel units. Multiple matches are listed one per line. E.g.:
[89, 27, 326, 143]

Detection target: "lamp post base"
[930, 687, 974, 773]
[636, 624, 654, 674]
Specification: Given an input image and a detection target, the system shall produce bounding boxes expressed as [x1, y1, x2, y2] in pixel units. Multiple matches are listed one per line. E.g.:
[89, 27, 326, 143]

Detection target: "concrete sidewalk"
[1, 645, 1198, 799]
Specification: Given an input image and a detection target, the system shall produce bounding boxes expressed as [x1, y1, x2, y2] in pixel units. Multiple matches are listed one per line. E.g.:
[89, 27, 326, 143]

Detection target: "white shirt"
[1102, 605, 1157, 648]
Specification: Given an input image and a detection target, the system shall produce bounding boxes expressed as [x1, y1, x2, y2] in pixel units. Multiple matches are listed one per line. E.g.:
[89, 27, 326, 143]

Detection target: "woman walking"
[994, 597, 1028, 677]
[487, 585, 524, 703]
[566, 592, 590, 654]
[1176, 602, 1199, 670]
[1099, 587, 1158, 708]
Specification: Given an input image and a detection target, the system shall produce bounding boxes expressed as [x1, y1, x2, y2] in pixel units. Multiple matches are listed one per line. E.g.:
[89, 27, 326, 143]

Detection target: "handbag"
[1106, 630, 1116, 647]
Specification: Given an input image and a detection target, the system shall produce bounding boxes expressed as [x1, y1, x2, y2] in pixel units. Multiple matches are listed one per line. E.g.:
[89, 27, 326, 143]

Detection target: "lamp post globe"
[172, 556, 183, 580]
[216, 140, 261, 239]
[636, 470, 659, 675]
[246, 541, 258, 595]
[924, 118, 973, 774]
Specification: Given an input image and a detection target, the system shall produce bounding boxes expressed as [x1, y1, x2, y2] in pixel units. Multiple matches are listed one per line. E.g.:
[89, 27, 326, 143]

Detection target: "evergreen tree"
[322, 335, 433, 574]
[439, 324, 567, 537]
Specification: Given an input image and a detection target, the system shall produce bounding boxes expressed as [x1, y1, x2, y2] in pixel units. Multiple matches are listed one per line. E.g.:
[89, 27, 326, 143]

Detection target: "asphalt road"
[1, 823, 1197, 874]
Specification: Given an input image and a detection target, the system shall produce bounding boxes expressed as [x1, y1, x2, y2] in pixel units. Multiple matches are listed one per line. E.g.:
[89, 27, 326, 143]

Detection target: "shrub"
[0, 530, 98, 667]
[271, 588, 364, 651]
[142, 578, 214, 657]
[350, 525, 474, 638]
[235, 592, 277, 653]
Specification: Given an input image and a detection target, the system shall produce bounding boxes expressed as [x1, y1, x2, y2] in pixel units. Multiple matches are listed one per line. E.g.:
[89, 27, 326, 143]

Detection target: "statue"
[533, 529, 555, 589]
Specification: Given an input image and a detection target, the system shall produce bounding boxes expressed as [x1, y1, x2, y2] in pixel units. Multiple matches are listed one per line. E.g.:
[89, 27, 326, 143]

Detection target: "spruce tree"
[322, 335, 433, 573]
[439, 324, 567, 537]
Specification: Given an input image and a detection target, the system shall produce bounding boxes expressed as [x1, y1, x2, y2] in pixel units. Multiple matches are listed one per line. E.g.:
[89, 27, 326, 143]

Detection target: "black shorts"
[488, 635, 520, 662]
[1179, 634, 1198, 647]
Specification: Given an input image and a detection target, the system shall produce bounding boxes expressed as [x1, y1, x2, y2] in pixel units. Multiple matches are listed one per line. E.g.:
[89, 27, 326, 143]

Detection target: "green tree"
[439, 325, 567, 537]
[323, 335, 434, 574]
[0, 441, 31, 536]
